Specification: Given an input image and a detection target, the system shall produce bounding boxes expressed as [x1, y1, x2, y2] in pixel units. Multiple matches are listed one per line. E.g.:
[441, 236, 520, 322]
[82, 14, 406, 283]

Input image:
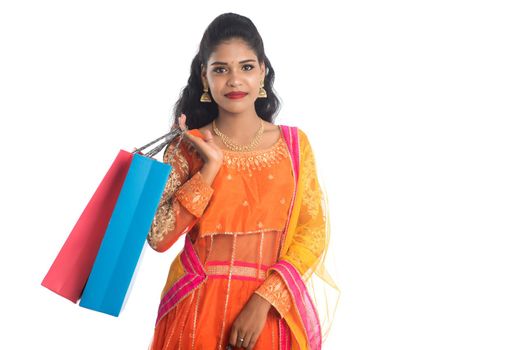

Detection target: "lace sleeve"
[146, 135, 213, 252]
[282, 130, 327, 276]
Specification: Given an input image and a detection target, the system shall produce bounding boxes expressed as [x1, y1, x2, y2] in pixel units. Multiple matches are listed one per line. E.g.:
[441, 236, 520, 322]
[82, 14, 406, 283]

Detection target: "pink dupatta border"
[271, 261, 322, 350]
[155, 234, 206, 325]
[278, 318, 292, 350]
[278, 125, 323, 349]
[279, 125, 299, 255]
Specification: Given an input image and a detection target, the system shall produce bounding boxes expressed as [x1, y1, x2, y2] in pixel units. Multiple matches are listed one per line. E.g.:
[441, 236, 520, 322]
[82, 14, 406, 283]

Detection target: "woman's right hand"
[178, 113, 224, 168]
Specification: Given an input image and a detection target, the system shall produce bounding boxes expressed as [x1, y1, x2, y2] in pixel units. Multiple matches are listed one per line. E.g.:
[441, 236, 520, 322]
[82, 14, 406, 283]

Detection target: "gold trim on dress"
[199, 227, 282, 237]
[205, 264, 267, 279]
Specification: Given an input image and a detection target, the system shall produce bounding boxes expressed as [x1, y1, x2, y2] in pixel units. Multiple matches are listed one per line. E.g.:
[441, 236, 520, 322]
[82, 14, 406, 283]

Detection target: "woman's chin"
[217, 102, 251, 114]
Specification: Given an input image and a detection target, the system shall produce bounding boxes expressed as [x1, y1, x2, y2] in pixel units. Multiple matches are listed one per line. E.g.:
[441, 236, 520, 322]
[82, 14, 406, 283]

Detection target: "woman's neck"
[214, 110, 263, 139]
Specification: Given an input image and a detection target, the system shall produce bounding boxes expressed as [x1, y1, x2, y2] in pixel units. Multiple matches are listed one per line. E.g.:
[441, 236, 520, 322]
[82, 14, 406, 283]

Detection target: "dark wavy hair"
[170, 12, 281, 131]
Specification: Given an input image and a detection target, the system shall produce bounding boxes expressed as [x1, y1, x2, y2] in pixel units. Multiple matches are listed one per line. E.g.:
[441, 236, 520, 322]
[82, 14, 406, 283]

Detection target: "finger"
[240, 333, 251, 349]
[247, 338, 257, 350]
[183, 131, 201, 145]
[203, 129, 214, 142]
[228, 327, 238, 348]
[236, 331, 246, 349]
[178, 114, 187, 131]
[182, 131, 211, 158]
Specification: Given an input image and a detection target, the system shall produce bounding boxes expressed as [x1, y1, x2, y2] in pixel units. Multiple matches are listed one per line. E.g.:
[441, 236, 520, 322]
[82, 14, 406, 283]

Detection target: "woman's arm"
[146, 136, 216, 252]
[254, 129, 326, 317]
[281, 129, 327, 274]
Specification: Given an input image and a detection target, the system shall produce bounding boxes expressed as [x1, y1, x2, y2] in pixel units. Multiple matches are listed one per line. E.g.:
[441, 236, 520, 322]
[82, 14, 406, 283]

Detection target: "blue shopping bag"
[79, 128, 184, 317]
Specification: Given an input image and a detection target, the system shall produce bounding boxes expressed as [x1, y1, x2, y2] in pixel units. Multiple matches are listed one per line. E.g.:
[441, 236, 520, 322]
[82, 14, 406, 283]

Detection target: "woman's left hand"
[228, 293, 272, 349]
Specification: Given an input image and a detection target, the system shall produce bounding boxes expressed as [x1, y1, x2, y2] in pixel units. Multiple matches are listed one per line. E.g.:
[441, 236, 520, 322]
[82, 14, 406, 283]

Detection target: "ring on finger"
[238, 336, 245, 347]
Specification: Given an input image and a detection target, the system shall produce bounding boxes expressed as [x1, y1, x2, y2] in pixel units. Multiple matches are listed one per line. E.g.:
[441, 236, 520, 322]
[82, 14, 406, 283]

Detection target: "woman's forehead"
[209, 40, 257, 63]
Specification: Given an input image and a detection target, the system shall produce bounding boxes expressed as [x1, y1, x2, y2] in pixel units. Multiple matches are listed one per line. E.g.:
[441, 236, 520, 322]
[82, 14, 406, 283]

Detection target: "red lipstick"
[225, 91, 248, 99]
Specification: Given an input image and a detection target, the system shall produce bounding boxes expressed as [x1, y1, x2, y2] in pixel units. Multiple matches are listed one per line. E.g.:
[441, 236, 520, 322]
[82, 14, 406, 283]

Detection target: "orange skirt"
[150, 274, 282, 350]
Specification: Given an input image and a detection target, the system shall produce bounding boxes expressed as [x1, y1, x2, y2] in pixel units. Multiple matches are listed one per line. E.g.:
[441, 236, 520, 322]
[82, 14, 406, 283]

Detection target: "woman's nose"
[227, 70, 242, 86]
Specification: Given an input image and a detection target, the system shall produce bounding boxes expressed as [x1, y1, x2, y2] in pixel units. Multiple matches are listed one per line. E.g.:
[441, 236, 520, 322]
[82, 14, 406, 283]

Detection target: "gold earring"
[200, 83, 212, 103]
[258, 81, 267, 98]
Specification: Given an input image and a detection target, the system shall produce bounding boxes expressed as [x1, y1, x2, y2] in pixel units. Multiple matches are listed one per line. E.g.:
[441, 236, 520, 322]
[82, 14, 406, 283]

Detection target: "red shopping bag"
[41, 128, 183, 304]
[41, 151, 133, 303]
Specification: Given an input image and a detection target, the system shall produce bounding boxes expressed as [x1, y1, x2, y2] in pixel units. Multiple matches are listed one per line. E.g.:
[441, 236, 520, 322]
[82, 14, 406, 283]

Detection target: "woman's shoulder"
[277, 123, 306, 136]
[278, 124, 311, 147]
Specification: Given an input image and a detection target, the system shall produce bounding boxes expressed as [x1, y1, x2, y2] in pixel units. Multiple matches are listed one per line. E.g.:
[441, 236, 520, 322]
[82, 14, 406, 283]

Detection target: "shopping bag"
[41, 150, 133, 303]
[79, 130, 183, 317]
[41, 128, 183, 305]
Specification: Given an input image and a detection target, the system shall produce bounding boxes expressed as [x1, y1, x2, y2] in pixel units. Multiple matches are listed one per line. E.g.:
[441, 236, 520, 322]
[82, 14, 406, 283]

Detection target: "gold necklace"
[212, 118, 265, 152]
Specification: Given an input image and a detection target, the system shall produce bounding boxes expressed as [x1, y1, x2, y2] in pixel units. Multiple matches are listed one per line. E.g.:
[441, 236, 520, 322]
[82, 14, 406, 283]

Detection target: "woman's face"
[201, 38, 266, 114]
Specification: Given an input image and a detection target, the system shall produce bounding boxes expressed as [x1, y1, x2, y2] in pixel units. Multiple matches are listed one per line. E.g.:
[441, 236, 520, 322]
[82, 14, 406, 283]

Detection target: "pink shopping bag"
[41, 151, 133, 303]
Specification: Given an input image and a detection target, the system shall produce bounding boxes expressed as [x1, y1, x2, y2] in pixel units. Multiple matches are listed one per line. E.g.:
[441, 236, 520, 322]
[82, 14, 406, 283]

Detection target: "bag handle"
[132, 127, 185, 158]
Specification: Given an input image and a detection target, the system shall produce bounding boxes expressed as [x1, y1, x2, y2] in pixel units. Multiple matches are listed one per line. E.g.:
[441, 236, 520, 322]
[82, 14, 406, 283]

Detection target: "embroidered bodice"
[197, 134, 293, 236]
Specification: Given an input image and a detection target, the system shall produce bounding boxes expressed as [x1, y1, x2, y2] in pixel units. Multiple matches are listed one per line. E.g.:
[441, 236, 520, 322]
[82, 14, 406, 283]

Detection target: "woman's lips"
[225, 92, 247, 99]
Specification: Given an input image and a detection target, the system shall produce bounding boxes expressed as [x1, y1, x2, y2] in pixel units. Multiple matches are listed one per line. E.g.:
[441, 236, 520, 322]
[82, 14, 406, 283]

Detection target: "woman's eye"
[213, 65, 254, 73]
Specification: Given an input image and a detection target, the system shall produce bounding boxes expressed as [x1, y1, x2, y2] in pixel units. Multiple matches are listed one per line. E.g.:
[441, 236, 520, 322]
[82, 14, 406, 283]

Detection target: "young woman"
[147, 13, 337, 350]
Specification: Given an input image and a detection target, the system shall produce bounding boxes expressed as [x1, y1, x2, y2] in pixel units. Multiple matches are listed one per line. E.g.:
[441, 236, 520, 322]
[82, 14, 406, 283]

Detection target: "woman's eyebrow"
[210, 59, 257, 66]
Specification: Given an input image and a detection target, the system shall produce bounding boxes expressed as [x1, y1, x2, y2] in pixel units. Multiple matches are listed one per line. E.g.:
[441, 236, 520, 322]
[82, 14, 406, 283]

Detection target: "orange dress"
[147, 127, 294, 350]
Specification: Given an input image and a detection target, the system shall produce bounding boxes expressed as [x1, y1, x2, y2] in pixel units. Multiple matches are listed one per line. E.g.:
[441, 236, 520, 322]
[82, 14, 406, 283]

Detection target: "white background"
[1, 0, 523, 349]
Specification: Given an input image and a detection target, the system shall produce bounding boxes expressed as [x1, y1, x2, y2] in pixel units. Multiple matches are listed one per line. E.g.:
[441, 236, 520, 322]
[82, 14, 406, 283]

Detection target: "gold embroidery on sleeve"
[255, 272, 292, 318]
[174, 171, 214, 218]
[146, 138, 191, 250]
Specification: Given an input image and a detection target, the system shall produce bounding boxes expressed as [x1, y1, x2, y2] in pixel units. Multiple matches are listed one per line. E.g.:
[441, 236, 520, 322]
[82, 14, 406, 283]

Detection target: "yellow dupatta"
[271, 126, 339, 349]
